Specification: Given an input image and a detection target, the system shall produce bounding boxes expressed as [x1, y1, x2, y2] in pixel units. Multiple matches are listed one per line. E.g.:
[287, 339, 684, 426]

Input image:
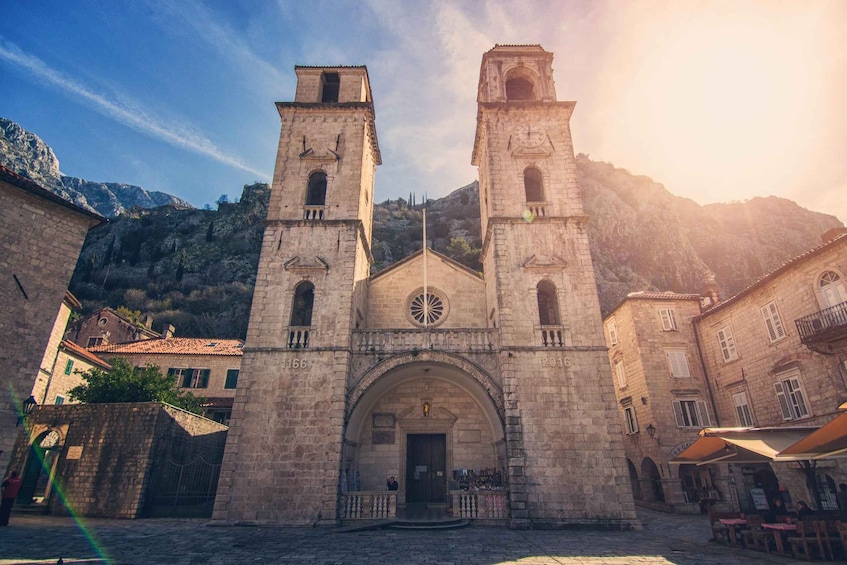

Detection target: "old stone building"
[65, 307, 168, 348]
[603, 292, 720, 513]
[212, 45, 637, 528]
[90, 337, 244, 424]
[693, 229, 847, 512]
[0, 164, 103, 472]
[604, 229, 847, 514]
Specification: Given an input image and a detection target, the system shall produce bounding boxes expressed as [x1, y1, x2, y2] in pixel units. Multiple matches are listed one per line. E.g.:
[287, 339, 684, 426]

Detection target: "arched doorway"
[18, 429, 62, 507]
[345, 353, 504, 514]
[627, 459, 642, 500]
[640, 458, 664, 503]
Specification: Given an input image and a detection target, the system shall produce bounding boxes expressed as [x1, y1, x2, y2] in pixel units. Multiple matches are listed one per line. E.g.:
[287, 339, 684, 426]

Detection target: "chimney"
[162, 324, 175, 339]
[143, 315, 153, 329]
[700, 274, 720, 310]
[821, 227, 847, 243]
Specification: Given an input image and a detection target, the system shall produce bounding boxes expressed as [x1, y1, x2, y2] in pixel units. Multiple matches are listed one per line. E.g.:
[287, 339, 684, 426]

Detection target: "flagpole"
[423, 208, 428, 329]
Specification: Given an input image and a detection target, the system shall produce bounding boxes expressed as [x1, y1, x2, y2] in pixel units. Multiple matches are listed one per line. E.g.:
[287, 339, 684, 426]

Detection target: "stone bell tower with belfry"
[472, 45, 636, 527]
[213, 65, 380, 525]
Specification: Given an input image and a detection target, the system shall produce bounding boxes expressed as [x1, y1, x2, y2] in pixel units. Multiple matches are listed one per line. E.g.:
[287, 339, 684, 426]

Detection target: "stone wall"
[0, 177, 100, 473]
[8, 403, 227, 518]
[367, 253, 486, 329]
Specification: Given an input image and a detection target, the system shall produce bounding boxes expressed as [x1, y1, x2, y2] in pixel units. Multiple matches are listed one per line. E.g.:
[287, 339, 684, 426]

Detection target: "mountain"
[0, 118, 191, 217]
[64, 156, 843, 339]
[5, 117, 841, 338]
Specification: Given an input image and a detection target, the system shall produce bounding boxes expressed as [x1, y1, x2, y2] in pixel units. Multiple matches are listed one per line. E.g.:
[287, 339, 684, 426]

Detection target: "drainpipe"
[692, 318, 720, 427]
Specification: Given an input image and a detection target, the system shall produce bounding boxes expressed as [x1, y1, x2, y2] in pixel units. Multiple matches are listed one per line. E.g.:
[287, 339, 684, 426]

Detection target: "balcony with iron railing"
[795, 301, 847, 353]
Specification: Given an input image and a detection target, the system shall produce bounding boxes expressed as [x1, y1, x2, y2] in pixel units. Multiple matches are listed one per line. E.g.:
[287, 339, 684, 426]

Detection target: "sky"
[1, 1, 845, 222]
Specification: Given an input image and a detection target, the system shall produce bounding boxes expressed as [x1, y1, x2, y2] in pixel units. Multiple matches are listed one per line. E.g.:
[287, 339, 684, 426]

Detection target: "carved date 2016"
[540, 357, 571, 368]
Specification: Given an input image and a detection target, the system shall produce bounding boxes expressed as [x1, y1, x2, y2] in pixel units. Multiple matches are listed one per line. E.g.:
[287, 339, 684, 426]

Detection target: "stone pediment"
[284, 255, 329, 273]
[523, 254, 567, 269]
[299, 147, 341, 162]
[511, 146, 552, 159]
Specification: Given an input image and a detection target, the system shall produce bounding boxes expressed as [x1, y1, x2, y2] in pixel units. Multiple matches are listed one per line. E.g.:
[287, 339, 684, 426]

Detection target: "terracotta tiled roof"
[89, 338, 244, 356]
[60, 340, 111, 369]
[626, 291, 702, 301]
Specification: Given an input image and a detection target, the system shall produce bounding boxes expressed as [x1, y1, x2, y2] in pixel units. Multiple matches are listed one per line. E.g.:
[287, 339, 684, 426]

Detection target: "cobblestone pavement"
[0, 508, 806, 565]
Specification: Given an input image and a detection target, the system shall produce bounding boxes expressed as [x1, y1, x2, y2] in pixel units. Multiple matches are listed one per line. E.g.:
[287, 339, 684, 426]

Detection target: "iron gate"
[147, 455, 222, 517]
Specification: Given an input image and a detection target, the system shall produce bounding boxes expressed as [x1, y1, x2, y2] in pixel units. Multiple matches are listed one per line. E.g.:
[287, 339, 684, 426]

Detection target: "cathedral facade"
[212, 45, 637, 529]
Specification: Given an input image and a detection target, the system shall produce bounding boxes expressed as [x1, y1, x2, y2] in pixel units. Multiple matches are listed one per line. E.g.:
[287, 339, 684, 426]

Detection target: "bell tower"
[473, 45, 636, 527]
[213, 66, 380, 525]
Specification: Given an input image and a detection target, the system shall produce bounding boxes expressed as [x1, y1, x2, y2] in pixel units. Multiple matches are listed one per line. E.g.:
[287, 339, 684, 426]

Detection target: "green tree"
[68, 358, 204, 414]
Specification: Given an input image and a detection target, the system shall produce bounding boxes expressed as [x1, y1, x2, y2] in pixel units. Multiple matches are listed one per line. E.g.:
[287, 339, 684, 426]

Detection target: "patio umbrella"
[671, 427, 818, 466]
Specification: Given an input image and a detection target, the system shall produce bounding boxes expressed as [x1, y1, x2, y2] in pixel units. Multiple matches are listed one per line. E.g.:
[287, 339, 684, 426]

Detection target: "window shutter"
[696, 400, 712, 427]
[200, 369, 210, 388]
[672, 400, 685, 427]
[608, 322, 618, 346]
[761, 302, 785, 341]
[787, 377, 809, 418]
[660, 309, 677, 331]
[774, 382, 792, 420]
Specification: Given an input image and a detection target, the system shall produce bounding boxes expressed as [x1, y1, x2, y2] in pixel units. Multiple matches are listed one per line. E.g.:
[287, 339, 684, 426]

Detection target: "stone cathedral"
[212, 45, 637, 528]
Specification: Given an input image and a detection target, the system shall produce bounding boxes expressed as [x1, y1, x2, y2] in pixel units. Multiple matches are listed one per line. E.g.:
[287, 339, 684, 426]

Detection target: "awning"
[670, 427, 818, 466]
[778, 402, 847, 459]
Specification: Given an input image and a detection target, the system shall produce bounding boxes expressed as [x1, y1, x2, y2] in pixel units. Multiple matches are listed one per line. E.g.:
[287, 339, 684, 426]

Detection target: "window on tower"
[536, 280, 561, 326]
[290, 281, 315, 327]
[524, 167, 544, 202]
[306, 172, 327, 206]
[321, 72, 340, 103]
[506, 77, 534, 101]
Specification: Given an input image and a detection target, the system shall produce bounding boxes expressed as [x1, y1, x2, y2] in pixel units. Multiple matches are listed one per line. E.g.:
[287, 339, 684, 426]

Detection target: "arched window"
[289, 282, 315, 327]
[321, 72, 340, 103]
[506, 77, 535, 101]
[524, 167, 544, 202]
[306, 172, 327, 206]
[819, 270, 847, 308]
[536, 280, 560, 326]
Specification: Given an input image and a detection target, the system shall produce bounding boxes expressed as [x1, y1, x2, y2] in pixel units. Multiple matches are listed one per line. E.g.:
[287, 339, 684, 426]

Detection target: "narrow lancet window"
[524, 167, 544, 202]
[537, 280, 561, 326]
[306, 172, 327, 206]
[290, 282, 315, 327]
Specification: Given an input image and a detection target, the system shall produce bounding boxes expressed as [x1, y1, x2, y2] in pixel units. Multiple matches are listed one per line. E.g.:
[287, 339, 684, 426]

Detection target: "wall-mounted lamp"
[645, 423, 656, 440]
[423, 402, 431, 418]
[17, 395, 37, 427]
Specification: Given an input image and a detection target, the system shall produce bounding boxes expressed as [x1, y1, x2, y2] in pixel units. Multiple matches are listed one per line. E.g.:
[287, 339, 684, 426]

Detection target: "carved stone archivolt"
[347, 350, 504, 418]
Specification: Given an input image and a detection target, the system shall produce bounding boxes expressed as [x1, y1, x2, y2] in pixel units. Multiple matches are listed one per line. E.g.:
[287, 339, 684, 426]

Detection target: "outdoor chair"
[708, 510, 741, 544]
[740, 514, 771, 553]
[818, 520, 845, 561]
[788, 520, 824, 561]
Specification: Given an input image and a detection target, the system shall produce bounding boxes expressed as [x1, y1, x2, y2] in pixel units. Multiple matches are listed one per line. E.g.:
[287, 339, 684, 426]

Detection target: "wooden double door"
[405, 434, 446, 503]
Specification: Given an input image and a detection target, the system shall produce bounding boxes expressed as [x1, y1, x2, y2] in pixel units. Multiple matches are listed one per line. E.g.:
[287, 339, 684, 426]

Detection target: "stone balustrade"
[540, 325, 564, 347]
[525, 201, 548, 218]
[339, 491, 396, 519]
[303, 205, 326, 220]
[286, 327, 310, 349]
[451, 490, 509, 520]
[351, 329, 497, 353]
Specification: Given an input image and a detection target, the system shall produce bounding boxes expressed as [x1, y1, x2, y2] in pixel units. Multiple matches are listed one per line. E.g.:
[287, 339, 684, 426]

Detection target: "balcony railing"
[795, 302, 847, 343]
[351, 329, 496, 353]
[339, 492, 396, 520]
[304, 205, 326, 220]
[540, 325, 564, 347]
[286, 327, 310, 349]
[525, 201, 548, 218]
[451, 490, 509, 520]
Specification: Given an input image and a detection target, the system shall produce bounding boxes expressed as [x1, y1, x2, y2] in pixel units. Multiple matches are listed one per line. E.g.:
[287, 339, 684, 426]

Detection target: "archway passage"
[18, 430, 61, 506]
[406, 434, 446, 503]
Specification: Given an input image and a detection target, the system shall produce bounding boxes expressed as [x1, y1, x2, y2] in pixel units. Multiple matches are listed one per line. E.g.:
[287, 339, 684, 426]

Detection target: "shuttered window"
[761, 301, 786, 342]
[732, 391, 754, 427]
[717, 326, 738, 362]
[607, 321, 618, 346]
[624, 407, 638, 434]
[774, 374, 809, 420]
[666, 350, 691, 378]
[659, 308, 677, 331]
[673, 399, 712, 428]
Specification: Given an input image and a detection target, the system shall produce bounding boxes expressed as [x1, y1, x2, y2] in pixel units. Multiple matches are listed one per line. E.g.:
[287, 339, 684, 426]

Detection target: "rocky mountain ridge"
[0, 118, 191, 216]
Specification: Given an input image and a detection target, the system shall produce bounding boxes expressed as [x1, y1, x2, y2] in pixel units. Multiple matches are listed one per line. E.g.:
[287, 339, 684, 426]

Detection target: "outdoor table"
[761, 522, 796, 555]
[719, 518, 748, 546]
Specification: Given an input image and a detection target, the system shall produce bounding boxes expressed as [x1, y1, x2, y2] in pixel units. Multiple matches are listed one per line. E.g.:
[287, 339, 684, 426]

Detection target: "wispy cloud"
[0, 38, 268, 179]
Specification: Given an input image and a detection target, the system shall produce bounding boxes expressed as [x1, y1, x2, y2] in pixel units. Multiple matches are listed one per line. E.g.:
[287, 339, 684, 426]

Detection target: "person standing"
[386, 476, 398, 491]
[0, 471, 23, 526]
